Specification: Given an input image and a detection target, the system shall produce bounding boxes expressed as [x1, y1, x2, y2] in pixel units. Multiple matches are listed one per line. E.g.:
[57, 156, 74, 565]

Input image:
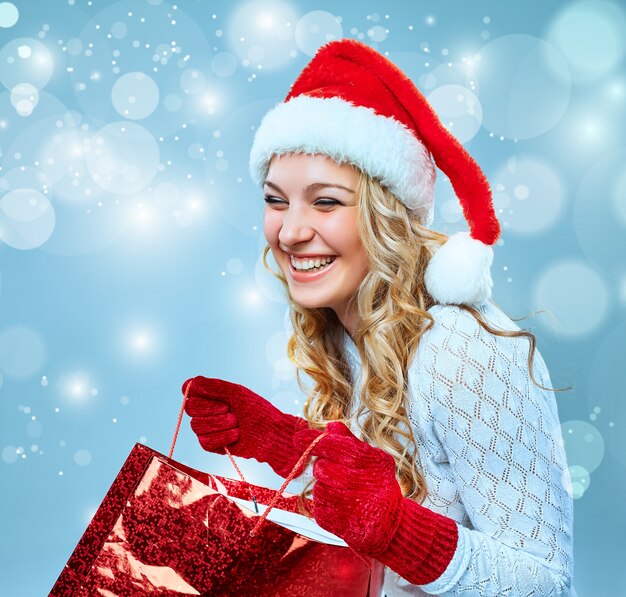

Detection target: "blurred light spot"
[295, 10, 342, 56]
[547, 0, 626, 81]
[0, 325, 46, 379]
[533, 261, 609, 337]
[0, 37, 53, 89]
[2, 445, 18, 464]
[477, 35, 570, 139]
[493, 157, 564, 235]
[561, 419, 605, 473]
[112, 72, 159, 120]
[573, 148, 626, 281]
[0, 2, 19, 28]
[427, 84, 482, 143]
[74, 449, 92, 466]
[0, 188, 55, 250]
[566, 465, 590, 499]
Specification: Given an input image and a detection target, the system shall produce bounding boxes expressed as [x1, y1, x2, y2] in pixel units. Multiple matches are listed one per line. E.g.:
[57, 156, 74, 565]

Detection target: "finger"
[181, 377, 195, 395]
[190, 413, 238, 436]
[197, 428, 240, 451]
[312, 458, 357, 490]
[185, 396, 230, 416]
[188, 377, 242, 400]
[312, 482, 355, 515]
[292, 427, 323, 454]
[309, 433, 365, 462]
[326, 421, 357, 439]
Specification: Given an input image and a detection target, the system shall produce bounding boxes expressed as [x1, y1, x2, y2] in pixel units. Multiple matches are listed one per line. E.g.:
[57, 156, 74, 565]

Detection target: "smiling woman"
[183, 38, 574, 597]
[262, 153, 369, 334]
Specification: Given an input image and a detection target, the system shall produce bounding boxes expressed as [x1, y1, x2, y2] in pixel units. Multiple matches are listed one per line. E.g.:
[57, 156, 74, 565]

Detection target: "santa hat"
[249, 39, 500, 306]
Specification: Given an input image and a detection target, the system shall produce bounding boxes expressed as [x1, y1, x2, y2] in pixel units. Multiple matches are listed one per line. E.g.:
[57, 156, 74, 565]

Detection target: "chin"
[287, 289, 331, 311]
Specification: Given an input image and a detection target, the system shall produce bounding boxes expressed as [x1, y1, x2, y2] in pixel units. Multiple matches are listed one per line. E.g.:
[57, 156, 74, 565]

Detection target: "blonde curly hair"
[262, 165, 568, 503]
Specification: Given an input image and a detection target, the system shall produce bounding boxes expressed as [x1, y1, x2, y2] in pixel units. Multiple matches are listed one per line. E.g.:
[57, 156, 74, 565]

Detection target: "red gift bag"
[50, 410, 384, 596]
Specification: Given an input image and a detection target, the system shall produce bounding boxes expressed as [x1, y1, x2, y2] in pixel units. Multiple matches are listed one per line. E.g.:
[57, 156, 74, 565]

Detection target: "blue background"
[1, 1, 624, 595]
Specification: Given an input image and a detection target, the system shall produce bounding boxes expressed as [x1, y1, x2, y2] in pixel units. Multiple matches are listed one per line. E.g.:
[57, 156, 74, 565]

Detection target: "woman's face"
[263, 152, 369, 328]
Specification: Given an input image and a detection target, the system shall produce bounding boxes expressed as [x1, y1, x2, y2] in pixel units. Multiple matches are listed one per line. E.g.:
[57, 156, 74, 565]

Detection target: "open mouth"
[288, 255, 338, 279]
[291, 256, 336, 273]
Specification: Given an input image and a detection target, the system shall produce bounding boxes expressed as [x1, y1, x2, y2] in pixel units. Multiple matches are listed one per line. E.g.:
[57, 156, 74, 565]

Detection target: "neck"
[334, 303, 360, 340]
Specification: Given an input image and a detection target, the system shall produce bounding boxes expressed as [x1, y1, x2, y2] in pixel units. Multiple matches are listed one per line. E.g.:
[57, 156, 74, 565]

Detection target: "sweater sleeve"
[413, 304, 574, 596]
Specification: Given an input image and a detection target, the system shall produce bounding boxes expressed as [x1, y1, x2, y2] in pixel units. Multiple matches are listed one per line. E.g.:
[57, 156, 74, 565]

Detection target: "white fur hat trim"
[424, 231, 494, 305]
[249, 95, 436, 225]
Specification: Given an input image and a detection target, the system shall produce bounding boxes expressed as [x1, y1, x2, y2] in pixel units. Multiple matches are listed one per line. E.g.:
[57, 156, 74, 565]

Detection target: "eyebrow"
[263, 180, 355, 194]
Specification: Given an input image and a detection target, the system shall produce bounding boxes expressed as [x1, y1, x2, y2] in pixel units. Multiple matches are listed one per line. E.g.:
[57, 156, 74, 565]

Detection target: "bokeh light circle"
[2, 445, 18, 464]
[426, 84, 482, 144]
[203, 99, 270, 235]
[295, 10, 343, 56]
[492, 157, 564, 235]
[74, 449, 92, 466]
[10, 83, 38, 117]
[0, 37, 54, 89]
[0, 325, 46, 379]
[561, 419, 605, 474]
[111, 72, 160, 120]
[587, 317, 626, 468]
[0, 2, 19, 28]
[573, 148, 626, 281]
[547, 0, 626, 82]
[367, 26, 388, 43]
[211, 52, 238, 78]
[179, 69, 205, 95]
[532, 261, 609, 337]
[228, 0, 298, 71]
[32, 115, 110, 203]
[110, 21, 127, 40]
[66, 38, 83, 56]
[0, 188, 55, 250]
[477, 35, 571, 139]
[87, 121, 159, 194]
[566, 465, 590, 499]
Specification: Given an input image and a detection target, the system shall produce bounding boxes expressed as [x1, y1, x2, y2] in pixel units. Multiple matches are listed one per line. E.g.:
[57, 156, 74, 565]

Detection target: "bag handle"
[170, 379, 370, 570]
[169, 379, 326, 523]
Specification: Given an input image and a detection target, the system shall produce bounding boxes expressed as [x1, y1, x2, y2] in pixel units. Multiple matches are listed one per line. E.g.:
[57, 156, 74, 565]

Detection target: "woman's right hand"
[182, 376, 318, 478]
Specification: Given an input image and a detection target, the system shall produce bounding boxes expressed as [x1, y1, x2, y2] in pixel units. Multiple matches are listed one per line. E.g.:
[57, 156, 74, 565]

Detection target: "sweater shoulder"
[423, 301, 522, 341]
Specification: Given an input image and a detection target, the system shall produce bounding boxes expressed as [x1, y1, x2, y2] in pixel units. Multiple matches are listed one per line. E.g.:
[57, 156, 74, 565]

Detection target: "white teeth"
[290, 255, 335, 271]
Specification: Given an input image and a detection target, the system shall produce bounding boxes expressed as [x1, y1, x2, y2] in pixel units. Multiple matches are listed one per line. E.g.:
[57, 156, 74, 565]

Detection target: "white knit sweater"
[333, 301, 575, 596]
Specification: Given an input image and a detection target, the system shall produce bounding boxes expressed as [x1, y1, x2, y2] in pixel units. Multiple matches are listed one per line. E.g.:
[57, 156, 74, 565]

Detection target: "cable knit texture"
[297, 301, 574, 596]
[183, 377, 313, 478]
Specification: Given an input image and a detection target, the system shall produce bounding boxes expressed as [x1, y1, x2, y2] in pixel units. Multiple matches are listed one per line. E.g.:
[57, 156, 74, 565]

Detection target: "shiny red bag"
[50, 440, 383, 596]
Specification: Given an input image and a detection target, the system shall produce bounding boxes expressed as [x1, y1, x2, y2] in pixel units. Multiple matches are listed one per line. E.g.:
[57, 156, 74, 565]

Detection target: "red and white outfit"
[249, 39, 575, 595]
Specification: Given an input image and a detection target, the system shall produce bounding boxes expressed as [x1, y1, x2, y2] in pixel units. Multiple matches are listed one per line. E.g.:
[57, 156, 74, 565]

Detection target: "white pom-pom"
[424, 231, 494, 305]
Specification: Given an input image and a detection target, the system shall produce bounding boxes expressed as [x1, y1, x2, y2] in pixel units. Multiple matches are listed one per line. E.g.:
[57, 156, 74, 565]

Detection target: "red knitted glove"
[182, 376, 318, 478]
[295, 421, 459, 586]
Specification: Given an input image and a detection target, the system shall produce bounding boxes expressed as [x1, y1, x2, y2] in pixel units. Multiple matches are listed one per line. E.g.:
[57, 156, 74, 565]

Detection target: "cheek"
[263, 210, 281, 247]
[328, 212, 362, 254]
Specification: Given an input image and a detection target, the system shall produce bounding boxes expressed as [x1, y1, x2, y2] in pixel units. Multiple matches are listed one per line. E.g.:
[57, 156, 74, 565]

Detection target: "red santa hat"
[249, 39, 500, 306]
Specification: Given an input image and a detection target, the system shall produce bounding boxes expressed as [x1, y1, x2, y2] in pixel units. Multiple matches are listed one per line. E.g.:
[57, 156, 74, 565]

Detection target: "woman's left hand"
[295, 421, 404, 557]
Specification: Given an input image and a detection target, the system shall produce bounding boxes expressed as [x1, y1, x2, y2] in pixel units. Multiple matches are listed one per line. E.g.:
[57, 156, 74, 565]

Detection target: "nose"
[277, 203, 315, 247]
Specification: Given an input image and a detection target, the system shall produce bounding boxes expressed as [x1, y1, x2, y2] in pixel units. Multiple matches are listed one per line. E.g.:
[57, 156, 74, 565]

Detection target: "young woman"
[183, 40, 574, 596]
